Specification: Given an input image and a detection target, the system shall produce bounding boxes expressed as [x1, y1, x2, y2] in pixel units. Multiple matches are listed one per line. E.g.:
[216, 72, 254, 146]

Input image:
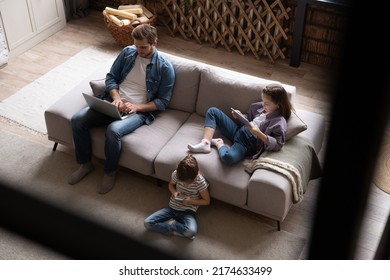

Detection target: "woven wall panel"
[160, 0, 290, 63]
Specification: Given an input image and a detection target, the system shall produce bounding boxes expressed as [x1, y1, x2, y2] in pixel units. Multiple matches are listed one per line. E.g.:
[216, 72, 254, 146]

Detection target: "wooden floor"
[1, 9, 389, 260]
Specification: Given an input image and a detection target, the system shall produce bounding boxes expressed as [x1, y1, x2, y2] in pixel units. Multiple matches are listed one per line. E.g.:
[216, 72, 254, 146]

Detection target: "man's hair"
[131, 24, 158, 44]
[176, 154, 199, 182]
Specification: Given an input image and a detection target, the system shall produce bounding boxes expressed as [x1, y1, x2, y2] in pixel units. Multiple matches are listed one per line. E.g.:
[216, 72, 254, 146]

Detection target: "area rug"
[0, 129, 306, 260]
[373, 127, 390, 195]
[0, 47, 116, 134]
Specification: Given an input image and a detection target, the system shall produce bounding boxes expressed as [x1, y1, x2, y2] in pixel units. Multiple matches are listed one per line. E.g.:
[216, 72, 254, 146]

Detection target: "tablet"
[231, 107, 250, 126]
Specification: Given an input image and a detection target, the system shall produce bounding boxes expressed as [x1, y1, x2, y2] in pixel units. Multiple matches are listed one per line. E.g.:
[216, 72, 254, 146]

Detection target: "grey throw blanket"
[244, 135, 322, 203]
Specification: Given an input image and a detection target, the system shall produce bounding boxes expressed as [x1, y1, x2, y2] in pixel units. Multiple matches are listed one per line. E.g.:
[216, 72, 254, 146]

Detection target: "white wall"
[0, 0, 66, 59]
[0, 13, 8, 68]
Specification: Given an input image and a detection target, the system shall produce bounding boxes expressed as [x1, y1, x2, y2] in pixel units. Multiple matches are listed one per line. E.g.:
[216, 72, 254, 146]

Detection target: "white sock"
[187, 138, 211, 153]
[211, 138, 224, 146]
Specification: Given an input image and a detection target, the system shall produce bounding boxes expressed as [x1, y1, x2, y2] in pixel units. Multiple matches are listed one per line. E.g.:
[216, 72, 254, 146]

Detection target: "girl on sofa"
[188, 83, 293, 165]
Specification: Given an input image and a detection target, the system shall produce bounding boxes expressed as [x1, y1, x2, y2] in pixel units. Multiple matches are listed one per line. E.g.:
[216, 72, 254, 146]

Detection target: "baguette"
[122, 19, 131, 26]
[109, 14, 124, 26]
[118, 4, 141, 10]
[104, 7, 137, 20]
[121, 8, 143, 15]
[118, 7, 143, 15]
[119, 4, 153, 19]
[103, 10, 123, 26]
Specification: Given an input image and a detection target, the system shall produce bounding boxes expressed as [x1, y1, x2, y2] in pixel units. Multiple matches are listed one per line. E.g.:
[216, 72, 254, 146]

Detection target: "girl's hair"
[131, 24, 158, 44]
[176, 154, 199, 182]
[262, 83, 293, 120]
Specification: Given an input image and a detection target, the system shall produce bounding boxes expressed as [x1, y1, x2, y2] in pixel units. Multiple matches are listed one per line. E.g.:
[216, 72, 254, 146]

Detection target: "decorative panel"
[160, 0, 290, 63]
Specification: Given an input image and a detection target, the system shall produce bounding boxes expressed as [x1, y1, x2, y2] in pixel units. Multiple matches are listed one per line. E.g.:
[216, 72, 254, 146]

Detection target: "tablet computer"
[231, 108, 250, 126]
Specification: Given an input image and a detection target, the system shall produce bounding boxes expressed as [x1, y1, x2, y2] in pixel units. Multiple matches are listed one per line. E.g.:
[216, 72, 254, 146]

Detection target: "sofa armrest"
[244, 135, 322, 221]
[44, 81, 93, 147]
[247, 169, 293, 221]
[246, 135, 322, 197]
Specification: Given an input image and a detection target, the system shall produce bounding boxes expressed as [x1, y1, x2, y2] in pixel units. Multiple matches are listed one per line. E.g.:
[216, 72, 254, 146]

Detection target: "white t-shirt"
[119, 56, 149, 104]
[252, 113, 266, 127]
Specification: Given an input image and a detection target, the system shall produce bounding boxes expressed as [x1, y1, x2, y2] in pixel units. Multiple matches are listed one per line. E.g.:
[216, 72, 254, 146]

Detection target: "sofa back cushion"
[197, 66, 296, 117]
[161, 52, 202, 113]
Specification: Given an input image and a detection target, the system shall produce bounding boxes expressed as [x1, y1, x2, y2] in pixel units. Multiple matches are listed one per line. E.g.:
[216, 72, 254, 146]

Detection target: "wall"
[0, 0, 66, 59]
[0, 14, 8, 68]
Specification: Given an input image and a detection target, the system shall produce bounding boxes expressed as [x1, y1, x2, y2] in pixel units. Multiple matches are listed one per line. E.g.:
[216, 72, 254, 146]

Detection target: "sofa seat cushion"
[154, 113, 250, 207]
[90, 109, 190, 176]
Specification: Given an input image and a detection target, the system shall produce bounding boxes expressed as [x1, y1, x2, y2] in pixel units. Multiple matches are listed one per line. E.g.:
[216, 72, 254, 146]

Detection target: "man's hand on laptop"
[122, 102, 137, 114]
[113, 100, 130, 114]
[113, 99, 124, 108]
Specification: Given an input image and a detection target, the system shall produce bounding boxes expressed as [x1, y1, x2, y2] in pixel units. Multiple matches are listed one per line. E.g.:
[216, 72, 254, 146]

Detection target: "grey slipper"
[98, 171, 116, 194]
[68, 163, 94, 185]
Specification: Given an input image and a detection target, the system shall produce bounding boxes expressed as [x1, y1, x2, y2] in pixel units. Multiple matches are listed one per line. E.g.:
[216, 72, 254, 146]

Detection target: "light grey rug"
[0, 129, 306, 259]
[0, 47, 116, 134]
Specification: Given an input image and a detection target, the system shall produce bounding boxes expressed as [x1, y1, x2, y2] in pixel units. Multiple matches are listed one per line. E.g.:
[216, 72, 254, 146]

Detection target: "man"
[68, 24, 176, 194]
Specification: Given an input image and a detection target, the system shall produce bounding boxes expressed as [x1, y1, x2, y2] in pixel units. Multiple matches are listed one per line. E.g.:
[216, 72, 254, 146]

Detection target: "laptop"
[82, 93, 133, 120]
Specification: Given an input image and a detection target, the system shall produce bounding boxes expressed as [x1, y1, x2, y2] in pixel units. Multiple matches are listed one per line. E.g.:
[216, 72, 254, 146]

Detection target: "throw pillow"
[286, 111, 307, 140]
[89, 78, 106, 96]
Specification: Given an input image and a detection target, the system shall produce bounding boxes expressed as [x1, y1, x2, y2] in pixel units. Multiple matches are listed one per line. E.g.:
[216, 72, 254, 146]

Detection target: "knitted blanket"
[244, 135, 322, 203]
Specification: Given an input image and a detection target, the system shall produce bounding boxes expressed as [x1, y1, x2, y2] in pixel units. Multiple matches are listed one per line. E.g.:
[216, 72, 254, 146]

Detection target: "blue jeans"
[205, 107, 258, 165]
[70, 107, 147, 173]
[144, 207, 197, 239]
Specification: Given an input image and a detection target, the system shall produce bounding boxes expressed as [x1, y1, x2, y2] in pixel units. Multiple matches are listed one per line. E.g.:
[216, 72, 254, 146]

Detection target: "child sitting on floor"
[144, 154, 210, 240]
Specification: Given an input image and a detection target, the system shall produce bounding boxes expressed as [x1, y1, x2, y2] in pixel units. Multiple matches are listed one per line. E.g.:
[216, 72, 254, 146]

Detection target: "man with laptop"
[82, 93, 134, 120]
[68, 24, 176, 194]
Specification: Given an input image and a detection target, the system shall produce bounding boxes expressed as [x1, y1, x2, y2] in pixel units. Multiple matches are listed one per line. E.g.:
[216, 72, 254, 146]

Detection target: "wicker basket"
[103, 6, 157, 47]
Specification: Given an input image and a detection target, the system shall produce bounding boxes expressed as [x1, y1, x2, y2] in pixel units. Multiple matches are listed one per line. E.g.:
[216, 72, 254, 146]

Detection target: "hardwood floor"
[1, 9, 389, 260]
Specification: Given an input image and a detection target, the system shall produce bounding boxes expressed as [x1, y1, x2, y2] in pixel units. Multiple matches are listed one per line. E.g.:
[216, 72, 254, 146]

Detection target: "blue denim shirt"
[104, 46, 176, 124]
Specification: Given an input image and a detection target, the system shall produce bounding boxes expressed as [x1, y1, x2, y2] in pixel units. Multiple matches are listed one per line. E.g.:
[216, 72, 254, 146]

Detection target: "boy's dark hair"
[131, 24, 158, 44]
[176, 154, 199, 182]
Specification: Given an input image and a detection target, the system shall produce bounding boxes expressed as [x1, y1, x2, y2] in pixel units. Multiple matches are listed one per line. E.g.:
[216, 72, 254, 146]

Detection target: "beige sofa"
[44, 51, 326, 230]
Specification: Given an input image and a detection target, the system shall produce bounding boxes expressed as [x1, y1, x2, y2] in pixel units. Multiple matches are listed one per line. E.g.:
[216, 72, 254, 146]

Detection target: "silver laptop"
[82, 93, 133, 120]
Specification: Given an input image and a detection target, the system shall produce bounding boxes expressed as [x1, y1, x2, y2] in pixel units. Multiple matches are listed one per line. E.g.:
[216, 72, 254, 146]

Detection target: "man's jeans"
[71, 107, 147, 173]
